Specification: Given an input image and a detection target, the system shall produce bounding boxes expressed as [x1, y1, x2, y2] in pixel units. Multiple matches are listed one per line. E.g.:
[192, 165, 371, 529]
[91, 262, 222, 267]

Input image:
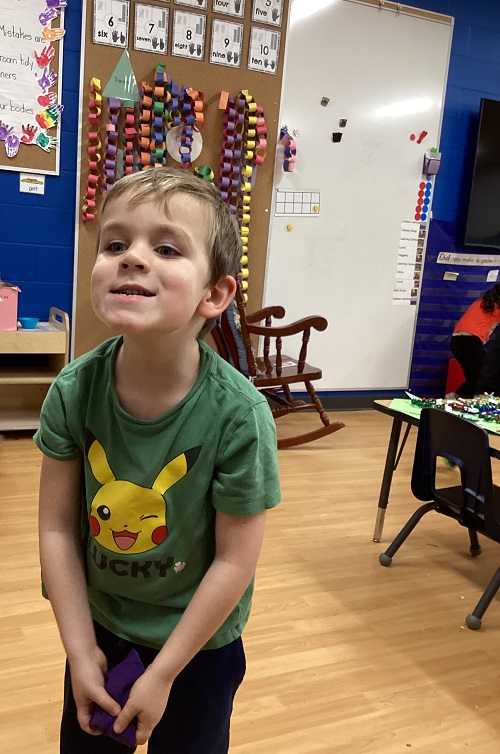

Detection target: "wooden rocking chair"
[212, 283, 345, 449]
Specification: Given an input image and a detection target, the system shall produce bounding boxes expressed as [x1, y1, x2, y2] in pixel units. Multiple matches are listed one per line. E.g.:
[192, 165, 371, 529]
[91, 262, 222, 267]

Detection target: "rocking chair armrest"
[246, 305, 286, 324]
[247, 316, 328, 337]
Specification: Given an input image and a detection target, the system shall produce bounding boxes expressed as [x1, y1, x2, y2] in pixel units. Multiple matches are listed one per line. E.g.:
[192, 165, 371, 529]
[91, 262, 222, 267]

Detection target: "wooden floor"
[2, 410, 500, 752]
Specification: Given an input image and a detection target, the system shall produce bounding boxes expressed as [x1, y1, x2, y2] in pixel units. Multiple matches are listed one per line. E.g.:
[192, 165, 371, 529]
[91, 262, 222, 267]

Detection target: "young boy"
[35, 168, 281, 753]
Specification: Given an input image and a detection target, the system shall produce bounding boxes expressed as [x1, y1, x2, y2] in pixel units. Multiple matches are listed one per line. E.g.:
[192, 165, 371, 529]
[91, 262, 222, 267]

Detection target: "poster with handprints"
[172, 10, 206, 61]
[247, 26, 280, 74]
[0, 0, 65, 173]
[134, 4, 169, 53]
[252, 0, 283, 26]
[212, 0, 245, 18]
[93, 0, 130, 48]
[210, 19, 243, 68]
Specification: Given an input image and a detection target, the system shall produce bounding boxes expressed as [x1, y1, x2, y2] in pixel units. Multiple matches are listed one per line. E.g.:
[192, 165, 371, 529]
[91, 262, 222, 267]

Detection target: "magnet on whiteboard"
[313, 205, 319, 213]
[286, 224, 293, 232]
[332, 132, 342, 142]
[320, 97, 330, 107]
[338, 119, 347, 127]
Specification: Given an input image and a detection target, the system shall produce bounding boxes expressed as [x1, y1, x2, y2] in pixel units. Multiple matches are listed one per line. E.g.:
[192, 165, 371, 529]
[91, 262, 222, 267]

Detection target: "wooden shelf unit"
[0, 308, 70, 432]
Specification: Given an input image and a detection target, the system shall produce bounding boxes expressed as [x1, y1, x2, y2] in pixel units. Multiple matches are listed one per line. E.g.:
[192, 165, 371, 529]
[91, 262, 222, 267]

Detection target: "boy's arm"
[38, 455, 121, 731]
[114, 508, 267, 744]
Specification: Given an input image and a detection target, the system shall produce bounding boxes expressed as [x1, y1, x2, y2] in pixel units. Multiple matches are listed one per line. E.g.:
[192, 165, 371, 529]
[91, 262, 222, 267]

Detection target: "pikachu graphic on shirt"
[87, 438, 201, 555]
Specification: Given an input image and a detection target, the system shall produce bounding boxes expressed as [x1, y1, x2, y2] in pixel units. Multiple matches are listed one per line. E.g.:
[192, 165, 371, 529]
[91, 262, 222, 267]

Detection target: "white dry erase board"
[264, 0, 453, 390]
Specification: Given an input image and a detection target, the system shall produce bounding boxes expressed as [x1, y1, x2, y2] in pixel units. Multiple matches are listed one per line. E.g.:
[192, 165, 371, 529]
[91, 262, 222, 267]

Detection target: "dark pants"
[450, 334, 485, 398]
[482, 329, 500, 395]
[60, 622, 246, 754]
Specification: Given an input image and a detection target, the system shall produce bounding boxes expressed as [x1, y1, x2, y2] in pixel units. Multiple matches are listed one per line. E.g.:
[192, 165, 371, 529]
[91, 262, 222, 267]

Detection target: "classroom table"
[372, 399, 500, 542]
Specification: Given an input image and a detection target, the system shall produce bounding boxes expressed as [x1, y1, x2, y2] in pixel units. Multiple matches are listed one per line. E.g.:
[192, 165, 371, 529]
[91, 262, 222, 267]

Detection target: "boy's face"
[91, 191, 215, 337]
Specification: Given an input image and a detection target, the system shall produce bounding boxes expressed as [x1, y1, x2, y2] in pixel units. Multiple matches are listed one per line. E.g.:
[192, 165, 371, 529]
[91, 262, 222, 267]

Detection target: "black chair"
[379, 407, 500, 630]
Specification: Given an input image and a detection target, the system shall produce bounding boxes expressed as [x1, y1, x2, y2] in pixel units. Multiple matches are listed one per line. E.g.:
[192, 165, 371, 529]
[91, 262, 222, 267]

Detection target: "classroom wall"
[405, 0, 500, 395]
[0, 0, 83, 320]
[2, 0, 500, 397]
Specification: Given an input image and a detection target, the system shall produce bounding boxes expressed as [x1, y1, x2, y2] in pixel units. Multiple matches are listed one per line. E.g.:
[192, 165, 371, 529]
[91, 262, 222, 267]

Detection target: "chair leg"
[379, 502, 436, 566]
[468, 529, 482, 557]
[304, 381, 329, 427]
[466, 567, 500, 630]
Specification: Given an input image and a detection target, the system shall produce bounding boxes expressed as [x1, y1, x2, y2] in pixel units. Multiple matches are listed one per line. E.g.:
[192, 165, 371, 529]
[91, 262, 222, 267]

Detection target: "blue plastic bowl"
[18, 317, 39, 330]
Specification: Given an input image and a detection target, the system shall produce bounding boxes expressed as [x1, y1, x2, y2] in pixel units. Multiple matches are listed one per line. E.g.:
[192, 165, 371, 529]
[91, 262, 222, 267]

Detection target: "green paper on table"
[388, 398, 500, 435]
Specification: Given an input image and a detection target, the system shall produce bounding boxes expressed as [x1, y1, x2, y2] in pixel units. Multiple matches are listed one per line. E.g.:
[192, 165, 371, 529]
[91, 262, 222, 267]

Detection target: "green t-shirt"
[34, 337, 281, 650]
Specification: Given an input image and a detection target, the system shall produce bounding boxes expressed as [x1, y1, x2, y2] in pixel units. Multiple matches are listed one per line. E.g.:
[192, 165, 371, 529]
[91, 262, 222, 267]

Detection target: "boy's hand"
[113, 667, 173, 746]
[69, 647, 121, 735]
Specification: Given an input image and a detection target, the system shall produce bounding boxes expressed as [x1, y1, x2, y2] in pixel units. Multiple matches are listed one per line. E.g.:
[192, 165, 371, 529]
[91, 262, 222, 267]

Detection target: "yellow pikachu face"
[87, 439, 200, 555]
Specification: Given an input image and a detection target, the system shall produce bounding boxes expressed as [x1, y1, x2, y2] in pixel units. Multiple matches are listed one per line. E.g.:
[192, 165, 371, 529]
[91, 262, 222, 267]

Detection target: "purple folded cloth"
[89, 648, 145, 748]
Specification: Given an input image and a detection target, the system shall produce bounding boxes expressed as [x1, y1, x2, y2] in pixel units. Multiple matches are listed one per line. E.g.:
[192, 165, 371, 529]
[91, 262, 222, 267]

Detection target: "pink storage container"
[0, 283, 21, 331]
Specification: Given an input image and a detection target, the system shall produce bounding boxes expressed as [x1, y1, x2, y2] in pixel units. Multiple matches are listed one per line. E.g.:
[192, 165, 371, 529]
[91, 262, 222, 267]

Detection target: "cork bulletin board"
[73, 0, 289, 356]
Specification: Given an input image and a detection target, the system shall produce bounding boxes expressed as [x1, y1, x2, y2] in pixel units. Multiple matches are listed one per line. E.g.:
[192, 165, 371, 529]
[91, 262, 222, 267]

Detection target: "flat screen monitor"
[465, 98, 500, 249]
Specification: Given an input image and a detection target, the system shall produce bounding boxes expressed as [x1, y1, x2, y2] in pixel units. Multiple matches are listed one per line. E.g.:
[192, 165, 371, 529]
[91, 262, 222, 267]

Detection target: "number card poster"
[252, 0, 283, 26]
[210, 20, 243, 67]
[172, 10, 206, 60]
[212, 0, 245, 18]
[248, 26, 280, 74]
[93, 0, 130, 48]
[175, 0, 208, 9]
[134, 4, 169, 53]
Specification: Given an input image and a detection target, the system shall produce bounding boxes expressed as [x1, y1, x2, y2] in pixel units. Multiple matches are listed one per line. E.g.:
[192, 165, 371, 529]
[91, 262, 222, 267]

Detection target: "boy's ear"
[198, 275, 237, 319]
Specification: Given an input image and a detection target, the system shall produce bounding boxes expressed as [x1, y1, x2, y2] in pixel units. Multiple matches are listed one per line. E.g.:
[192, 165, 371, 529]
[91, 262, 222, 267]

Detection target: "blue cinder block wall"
[405, 0, 500, 395]
[0, 0, 82, 321]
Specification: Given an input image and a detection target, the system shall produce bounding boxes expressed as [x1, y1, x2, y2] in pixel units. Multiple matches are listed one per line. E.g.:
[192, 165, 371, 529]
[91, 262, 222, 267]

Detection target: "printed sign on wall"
[252, 0, 283, 26]
[212, 0, 245, 18]
[247, 26, 280, 74]
[210, 19, 243, 67]
[134, 4, 169, 53]
[172, 10, 206, 60]
[0, 0, 64, 165]
[93, 0, 130, 48]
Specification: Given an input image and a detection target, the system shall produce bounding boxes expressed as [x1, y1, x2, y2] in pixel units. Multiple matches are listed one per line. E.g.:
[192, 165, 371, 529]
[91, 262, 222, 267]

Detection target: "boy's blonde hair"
[98, 168, 242, 337]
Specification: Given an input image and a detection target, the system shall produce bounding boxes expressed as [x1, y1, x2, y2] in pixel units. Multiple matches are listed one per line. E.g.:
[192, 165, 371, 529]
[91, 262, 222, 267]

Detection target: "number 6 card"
[93, 0, 130, 48]
[210, 19, 243, 68]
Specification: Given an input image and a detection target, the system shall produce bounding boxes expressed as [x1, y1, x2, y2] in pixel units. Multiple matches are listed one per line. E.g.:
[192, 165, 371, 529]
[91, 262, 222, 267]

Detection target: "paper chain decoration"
[82, 77, 102, 222]
[137, 68, 205, 170]
[218, 90, 267, 300]
[139, 82, 153, 169]
[123, 101, 137, 176]
[102, 98, 120, 193]
[150, 65, 170, 167]
[279, 127, 296, 172]
[177, 87, 204, 168]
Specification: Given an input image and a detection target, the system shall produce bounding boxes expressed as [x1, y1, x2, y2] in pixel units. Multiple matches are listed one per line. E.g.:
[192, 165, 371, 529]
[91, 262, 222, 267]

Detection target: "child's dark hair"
[481, 283, 500, 313]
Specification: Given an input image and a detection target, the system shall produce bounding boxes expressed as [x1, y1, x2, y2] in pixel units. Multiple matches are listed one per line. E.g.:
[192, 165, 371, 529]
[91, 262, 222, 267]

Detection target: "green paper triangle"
[103, 51, 140, 102]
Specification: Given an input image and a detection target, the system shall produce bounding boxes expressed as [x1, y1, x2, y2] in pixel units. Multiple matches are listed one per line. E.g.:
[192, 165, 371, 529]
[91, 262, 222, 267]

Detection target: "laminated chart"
[212, 0, 245, 19]
[176, 0, 208, 9]
[93, 0, 130, 48]
[172, 10, 206, 61]
[252, 0, 283, 26]
[274, 190, 320, 216]
[248, 26, 280, 74]
[210, 20, 243, 68]
[134, 4, 169, 54]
